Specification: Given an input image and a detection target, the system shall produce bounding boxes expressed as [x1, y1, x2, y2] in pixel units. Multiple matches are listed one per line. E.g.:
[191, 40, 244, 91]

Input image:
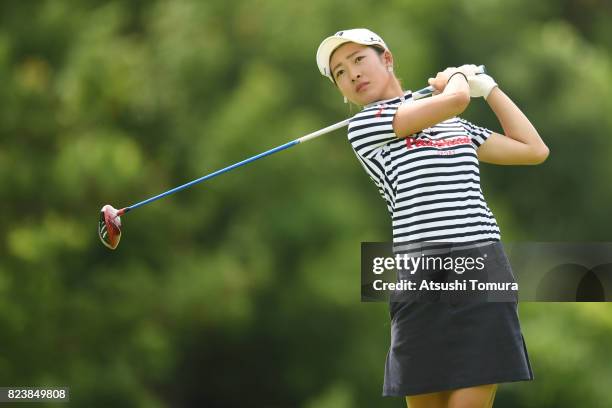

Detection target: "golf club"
[98, 65, 486, 249]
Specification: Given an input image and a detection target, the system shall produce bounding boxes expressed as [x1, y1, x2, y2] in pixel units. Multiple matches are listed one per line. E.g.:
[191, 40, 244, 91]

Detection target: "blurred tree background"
[1, 0, 611, 407]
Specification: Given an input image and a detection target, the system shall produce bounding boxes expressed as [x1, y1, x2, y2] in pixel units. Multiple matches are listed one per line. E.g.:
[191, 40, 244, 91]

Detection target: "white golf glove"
[441, 65, 474, 81]
[457, 64, 480, 78]
[468, 73, 498, 99]
[439, 64, 481, 86]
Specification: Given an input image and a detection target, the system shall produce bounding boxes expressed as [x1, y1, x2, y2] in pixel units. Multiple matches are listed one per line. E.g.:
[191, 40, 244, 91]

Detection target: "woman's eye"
[335, 70, 344, 79]
[355, 56, 365, 63]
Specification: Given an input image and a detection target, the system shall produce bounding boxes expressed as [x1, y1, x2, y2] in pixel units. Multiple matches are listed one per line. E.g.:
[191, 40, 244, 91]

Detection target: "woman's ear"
[382, 50, 394, 69]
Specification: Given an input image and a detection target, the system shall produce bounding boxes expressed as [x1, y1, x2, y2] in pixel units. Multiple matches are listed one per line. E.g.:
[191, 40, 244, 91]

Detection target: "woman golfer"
[316, 29, 546, 407]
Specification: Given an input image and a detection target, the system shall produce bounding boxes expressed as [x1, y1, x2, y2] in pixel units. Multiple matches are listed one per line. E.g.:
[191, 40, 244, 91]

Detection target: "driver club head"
[98, 204, 122, 250]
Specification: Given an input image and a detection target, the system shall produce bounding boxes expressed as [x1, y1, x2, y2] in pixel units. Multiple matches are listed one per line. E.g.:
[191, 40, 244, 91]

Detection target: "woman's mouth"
[356, 82, 369, 92]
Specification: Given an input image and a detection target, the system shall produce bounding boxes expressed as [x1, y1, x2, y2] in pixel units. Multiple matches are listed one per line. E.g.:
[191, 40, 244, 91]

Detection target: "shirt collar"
[363, 89, 413, 109]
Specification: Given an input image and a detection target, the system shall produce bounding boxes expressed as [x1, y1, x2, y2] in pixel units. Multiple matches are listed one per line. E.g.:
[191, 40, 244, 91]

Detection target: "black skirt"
[383, 240, 534, 397]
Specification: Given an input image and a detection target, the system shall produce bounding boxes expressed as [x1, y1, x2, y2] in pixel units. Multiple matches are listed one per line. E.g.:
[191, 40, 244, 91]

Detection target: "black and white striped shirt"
[348, 90, 501, 248]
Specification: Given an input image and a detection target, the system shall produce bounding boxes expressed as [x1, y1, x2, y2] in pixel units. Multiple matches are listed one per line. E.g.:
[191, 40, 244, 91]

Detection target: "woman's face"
[329, 42, 393, 106]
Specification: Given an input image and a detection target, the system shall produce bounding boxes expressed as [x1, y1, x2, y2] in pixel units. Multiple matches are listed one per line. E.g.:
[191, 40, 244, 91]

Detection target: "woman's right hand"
[428, 65, 479, 95]
[428, 69, 453, 95]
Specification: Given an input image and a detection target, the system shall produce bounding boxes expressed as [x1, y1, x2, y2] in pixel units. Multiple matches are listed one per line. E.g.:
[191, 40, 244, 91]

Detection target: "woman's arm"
[392, 70, 471, 138]
[477, 87, 550, 165]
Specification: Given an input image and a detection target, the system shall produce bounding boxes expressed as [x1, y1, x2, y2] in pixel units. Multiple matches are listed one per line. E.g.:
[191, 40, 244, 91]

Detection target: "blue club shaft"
[122, 118, 351, 213]
[119, 67, 486, 215]
[124, 139, 301, 213]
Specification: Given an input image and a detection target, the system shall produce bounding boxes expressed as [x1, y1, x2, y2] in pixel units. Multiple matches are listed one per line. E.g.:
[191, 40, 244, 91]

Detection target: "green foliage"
[1, 0, 611, 406]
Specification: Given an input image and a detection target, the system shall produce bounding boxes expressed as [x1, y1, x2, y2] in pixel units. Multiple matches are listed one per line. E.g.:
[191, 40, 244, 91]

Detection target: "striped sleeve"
[353, 152, 395, 215]
[457, 117, 494, 149]
[347, 104, 400, 159]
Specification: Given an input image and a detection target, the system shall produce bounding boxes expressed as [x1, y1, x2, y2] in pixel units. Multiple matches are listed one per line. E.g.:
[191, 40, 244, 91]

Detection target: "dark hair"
[369, 45, 386, 55]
